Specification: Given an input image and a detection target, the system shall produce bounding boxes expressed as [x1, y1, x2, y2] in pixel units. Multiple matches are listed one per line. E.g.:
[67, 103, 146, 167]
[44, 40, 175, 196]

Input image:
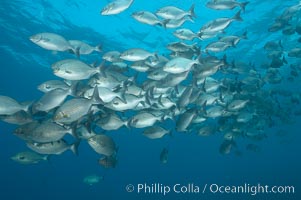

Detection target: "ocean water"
[0, 0, 300, 200]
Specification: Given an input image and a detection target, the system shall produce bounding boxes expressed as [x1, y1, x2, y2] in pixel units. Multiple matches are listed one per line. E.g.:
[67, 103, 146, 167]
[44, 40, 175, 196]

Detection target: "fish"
[83, 86, 126, 104]
[38, 80, 71, 93]
[102, 51, 123, 62]
[159, 70, 190, 87]
[173, 28, 199, 40]
[147, 68, 169, 81]
[52, 59, 102, 81]
[27, 139, 80, 155]
[160, 148, 168, 164]
[219, 139, 236, 155]
[167, 42, 199, 53]
[205, 41, 233, 53]
[129, 112, 163, 128]
[227, 99, 249, 111]
[156, 4, 196, 20]
[120, 48, 157, 62]
[11, 151, 49, 165]
[218, 31, 248, 46]
[199, 11, 242, 36]
[98, 155, 118, 168]
[101, 0, 134, 15]
[15, 120, 76, 143]
[0, 96, 30, 115]
[76, 126, 97, 140]
[163, 57, 198, 74]
[163, 16, 194, 29]
[206, 0, 249, 12]
[87, 134, 117, 156]
[176, 108, 196, 132]
[83, 175, 104, 185]
[132, 11, 164, 26]
[53, 88, 102, 124]
[32, 88, 72, 113]
[197, 125, 216, 136]
[142, 126, 170, 139]
[104, 94, 145, 111]
[264, 40, 283, 51]
[96, 113, 127, 131]
[0, 110, 32, 125]
[30, 32, 74, 52]
[288, 48, 301, 58]
[68, 40, 101, 56]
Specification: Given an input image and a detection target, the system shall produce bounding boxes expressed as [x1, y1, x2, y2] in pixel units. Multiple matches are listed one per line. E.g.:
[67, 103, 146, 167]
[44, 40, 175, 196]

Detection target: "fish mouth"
[52, 68, 59, 73]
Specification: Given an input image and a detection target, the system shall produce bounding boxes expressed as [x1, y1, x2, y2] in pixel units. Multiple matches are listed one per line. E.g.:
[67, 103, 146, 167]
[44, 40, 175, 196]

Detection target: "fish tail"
[21, 101, 33, 113]
[240, 2, 250, 12]
[97, 60, 107, 78]
[233, 10, 243, 21]
[70, 122, 79, 139]
[189, 4, 196, 18]
[242, 31, 248, 39]
[44, 155, 51, 162]
[95, 44, 102, 52]
[70, 140, 81, 156]
[162, 19, 170, 29]
[91, 87, 104, 105]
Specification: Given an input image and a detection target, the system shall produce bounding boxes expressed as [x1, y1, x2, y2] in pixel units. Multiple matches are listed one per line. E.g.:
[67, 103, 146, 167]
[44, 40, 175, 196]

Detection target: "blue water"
[0, 0, 300, 199]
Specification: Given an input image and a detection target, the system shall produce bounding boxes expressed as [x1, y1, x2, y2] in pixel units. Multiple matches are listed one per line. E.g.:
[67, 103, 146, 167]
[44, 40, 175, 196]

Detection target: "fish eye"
[45, 85, 51, 89]
[113, 101, 119, 105]
[19, 156, 25, 160]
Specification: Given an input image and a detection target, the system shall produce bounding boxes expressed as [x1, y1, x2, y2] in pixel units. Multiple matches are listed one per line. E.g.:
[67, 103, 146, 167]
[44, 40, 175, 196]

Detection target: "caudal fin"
[189, 4, 196, 18]
[70, 140, 81, 156]
[95, 44, 102, 52]
[240, 2, 249, 12]
[233, 11, 243, 21]
[21, 101, 33, 113]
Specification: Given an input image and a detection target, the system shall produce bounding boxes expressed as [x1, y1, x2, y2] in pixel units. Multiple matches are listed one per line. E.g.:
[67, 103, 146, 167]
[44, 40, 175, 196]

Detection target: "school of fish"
[2, 0, 301, 167]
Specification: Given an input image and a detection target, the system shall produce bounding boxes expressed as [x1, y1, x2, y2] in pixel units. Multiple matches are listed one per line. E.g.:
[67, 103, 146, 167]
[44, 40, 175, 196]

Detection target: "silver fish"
[129, 112, 163, 128]
[0, 96, 30, 115]
[206, 0, 249, 12]
[199, 11, 242, 35]
[38, 80, 70, 93]
[52, 59, 101, 80]
[83, 175, 103, 185]
[87, 134, 117, 156]
[27, 139, 80, 155]
[68, 40, 101, 56]
[101, 0, 134, 15]
[0, 110, 32, 125]
[173, 28, 199, 40]
[102, 51, 122, 62]
[143, 126, 170, 139]
[11, 151, 49, 165]
[156, 4, 195, 20]
[30, 32, 73, 52]
[33, 88, 71, 112]
[120, 48, 157, 62]
[132, 11, 163, 26]
[163, 57, 198, 74]
[53, 88, 102, 124]
[176, 108, 196, 132]
[163, 16, 194, 29]
[24, 120, 75, 143]
[96, 113, 127, 130]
